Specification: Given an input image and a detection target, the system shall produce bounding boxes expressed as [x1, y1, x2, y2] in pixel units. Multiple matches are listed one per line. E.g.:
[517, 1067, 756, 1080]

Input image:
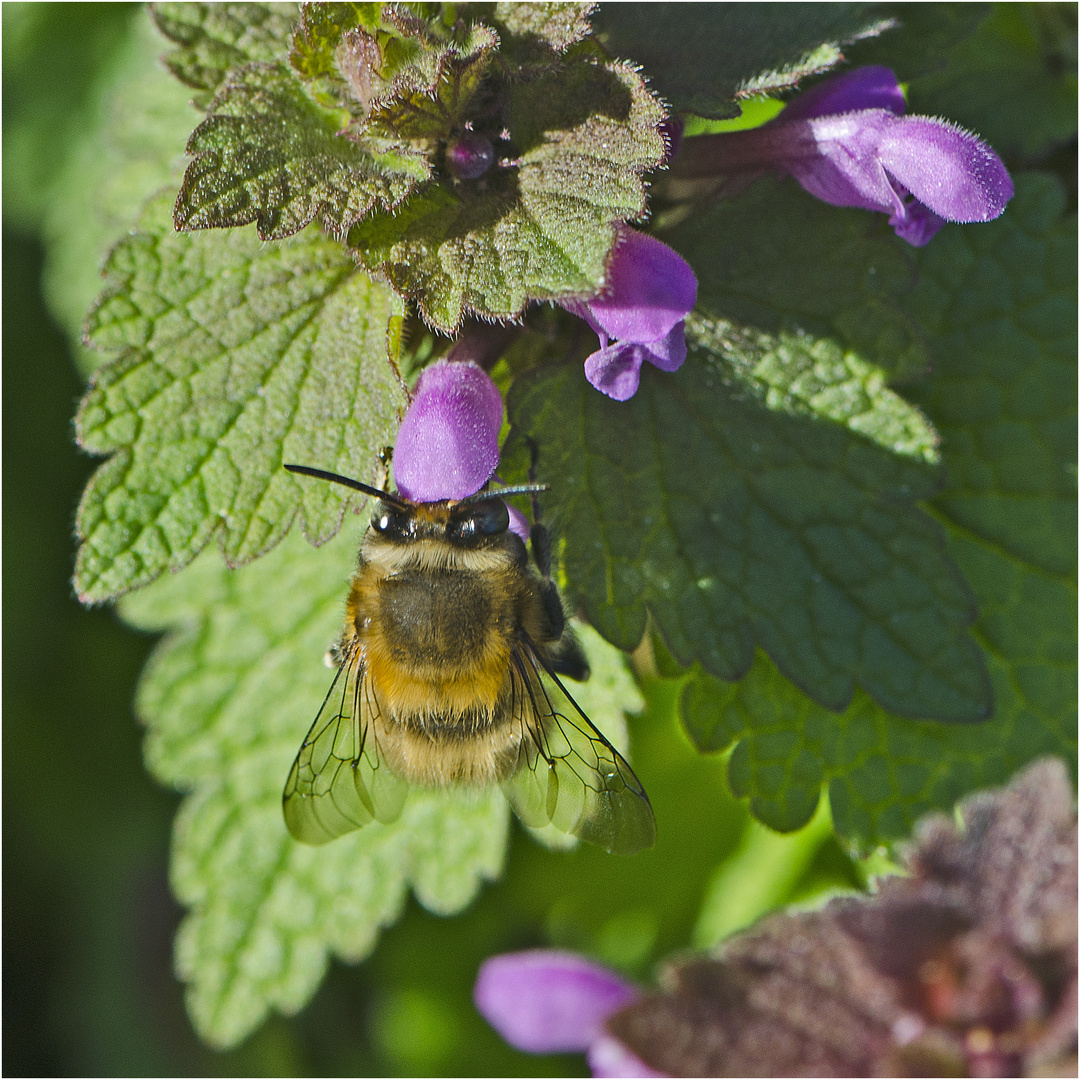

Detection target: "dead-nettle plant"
[69, 1, 1075, 1053]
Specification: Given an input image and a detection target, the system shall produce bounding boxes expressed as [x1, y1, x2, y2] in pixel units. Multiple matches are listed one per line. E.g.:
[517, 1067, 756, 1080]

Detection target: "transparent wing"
[502, 638, 656, 855]
[283, 640, 407, 845]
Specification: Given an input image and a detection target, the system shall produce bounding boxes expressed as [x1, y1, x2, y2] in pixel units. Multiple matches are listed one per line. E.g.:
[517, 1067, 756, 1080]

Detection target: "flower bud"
[446, 134, 496, 180]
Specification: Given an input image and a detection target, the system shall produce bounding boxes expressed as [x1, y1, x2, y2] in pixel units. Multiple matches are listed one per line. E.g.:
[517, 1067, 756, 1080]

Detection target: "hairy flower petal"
[783, 64, 907, 121]
[878, 115, 1015, 223]
[393, 360, 503, 502]
[474, 950, 640, 1054]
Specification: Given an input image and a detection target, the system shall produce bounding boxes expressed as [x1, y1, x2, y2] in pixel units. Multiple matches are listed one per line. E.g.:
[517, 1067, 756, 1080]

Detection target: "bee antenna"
[460, 482, 550, 505]
[284, 464, 410, 509]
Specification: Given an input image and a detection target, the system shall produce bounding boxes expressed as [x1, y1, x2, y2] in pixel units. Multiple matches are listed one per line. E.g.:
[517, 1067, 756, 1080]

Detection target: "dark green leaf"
[905, 173, 1077, 577]
[661, 176, 931, 382]
[906, 4, 1078, 160]
[679, 173, 1077, 847]
[684, 316, 938, 464]
[348, 52, 665, 331]
[74, 195, 406, 603]
[151, 1, 299, 108]
[505, 350, 990, 723]
[591, 3, 894, 119]
[848, 2, 989, 81]
[175, 62, 427, 241]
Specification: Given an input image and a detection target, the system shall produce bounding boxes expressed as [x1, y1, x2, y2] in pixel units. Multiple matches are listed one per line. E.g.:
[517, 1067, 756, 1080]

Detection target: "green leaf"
[679, 173, 1076, 847]
[661, 176, 931, 382]
[848, 2, 989, 81]
[290, 2, 496, 120]
[908, 2, 1078, 160]
[151, 2, 299, 108]
[175, 62, 427, 241]
[905, 173, 1077, 577]
[117, 522, 644, 1047]
[493, 1, 594, 54]
[504, 351, 990, 724]
[684, 317, 938, 465]
[74, 194, 406, 603]
[348, 51, 665, 331]
[591, 3, 894, 119]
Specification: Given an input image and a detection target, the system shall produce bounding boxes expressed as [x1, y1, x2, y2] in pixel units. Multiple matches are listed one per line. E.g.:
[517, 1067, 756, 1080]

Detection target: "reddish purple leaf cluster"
[475, 759, 1077, 1077]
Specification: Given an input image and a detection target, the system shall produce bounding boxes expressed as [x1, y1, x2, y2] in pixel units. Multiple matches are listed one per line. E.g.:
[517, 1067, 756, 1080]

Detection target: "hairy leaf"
[591, 3, 894, 119]
[74, 195, 406, 603]
[505, 349, 990, 724]
[291, 2, 497, 118]
[611, 759, 1077, 1077]
[118, 523, 643, 1047]
[493, 1, 594, 54]
[151, 2, 299, 108]
[348, 52, 665, 331]
[175, 62, 427, 241]
[680, 174, 1076, 846]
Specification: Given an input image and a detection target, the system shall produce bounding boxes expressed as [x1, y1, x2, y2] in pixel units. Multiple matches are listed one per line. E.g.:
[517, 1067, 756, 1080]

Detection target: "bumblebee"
[281, 463, 656, 855]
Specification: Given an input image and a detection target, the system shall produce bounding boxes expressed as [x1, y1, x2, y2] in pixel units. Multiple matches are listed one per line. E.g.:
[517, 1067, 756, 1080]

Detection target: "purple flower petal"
[584, 343, 646, 401]
[641, 322, 687, 373]
[783, 65, 906, 121]
[506, 502, 530, 542]
[890, 200, 946, 246]
[878, 115, 1014, 223]
[393, 360, 503, 502]
[588, 1034, 668, 1078]
[474, 950, 639, 1054]
[788, 111, 904, 215]
[584, 229, 698, 344]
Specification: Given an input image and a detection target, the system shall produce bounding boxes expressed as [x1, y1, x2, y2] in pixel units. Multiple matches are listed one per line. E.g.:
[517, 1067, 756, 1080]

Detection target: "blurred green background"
[8, 3, 1047, 1075]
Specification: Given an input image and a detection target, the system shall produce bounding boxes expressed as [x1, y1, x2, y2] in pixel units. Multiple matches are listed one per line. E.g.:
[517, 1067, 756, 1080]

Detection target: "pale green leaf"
[74, 194, 406, 603]
[151, 1, 299, 108]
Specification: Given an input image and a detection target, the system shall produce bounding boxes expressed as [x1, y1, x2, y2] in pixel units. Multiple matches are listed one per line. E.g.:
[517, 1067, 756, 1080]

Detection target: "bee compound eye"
[448, 499, 509, 545]
[372, 504, 410, 538]
[476, 499, 510, 536]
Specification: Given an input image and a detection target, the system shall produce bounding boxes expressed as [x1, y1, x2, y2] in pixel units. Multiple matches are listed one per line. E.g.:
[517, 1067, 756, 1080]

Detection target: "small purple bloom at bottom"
[474, 950, 665, 1077]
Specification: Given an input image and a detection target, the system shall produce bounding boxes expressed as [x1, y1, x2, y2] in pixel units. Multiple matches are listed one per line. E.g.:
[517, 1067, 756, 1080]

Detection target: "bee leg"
[549, 630, 590, 681]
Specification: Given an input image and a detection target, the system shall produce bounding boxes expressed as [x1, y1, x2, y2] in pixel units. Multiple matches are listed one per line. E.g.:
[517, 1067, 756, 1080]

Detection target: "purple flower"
[474, 950, 666, 1077]
[563, 228, 698, 402]
[674, 66, 1013, 246]
[393, 359, 504, 502]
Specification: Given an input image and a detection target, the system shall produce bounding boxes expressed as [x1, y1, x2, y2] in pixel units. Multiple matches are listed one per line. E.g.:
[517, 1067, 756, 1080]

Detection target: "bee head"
[284, 463, 546, 550]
